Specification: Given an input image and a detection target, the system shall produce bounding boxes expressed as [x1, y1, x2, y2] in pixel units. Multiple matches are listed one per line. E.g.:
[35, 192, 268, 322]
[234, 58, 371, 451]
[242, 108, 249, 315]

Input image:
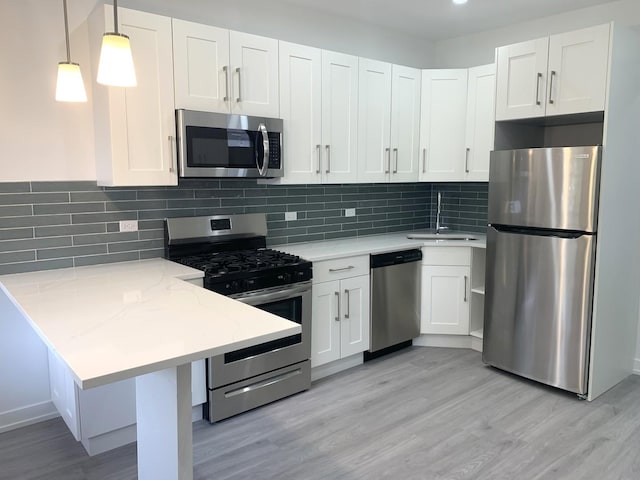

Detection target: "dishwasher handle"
[370, 249, 422, 268]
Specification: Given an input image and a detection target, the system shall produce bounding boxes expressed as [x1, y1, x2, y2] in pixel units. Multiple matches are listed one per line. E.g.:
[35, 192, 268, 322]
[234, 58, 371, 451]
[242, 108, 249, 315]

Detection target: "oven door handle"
[233, 282, 312, 306]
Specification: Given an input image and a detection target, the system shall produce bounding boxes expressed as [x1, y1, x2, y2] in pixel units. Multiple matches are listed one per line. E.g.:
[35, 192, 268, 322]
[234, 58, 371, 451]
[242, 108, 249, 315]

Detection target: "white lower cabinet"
[311, 256, 370, 368]
[48, 351, 206, 456]
[420, 247, 471, 336]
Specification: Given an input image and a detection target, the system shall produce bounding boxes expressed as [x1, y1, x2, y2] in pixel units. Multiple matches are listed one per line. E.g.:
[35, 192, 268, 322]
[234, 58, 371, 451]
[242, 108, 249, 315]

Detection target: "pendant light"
[97, 0, 137, 87]
[55, 0, 87, 102]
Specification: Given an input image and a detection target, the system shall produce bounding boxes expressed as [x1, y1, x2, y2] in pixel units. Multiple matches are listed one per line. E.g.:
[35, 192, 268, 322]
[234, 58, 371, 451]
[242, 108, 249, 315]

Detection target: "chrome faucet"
[435, 191, 449, 234]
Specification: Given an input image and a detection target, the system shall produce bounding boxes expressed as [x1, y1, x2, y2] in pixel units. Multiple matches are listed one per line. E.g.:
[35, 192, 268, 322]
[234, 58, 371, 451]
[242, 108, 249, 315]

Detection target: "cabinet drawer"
[313, 255, 369, 283]
[421, 247, 470, 266]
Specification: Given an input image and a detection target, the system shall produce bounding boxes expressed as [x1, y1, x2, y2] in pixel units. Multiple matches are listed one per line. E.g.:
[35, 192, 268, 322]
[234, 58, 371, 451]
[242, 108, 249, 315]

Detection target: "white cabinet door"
[419, 69, 468, 182]
[546, 24, 610, 116]
[311, 280, 341, 367]
[340, 275, 371, 358]
[357, 58, 392, 183]
[229, 31, 279, 117]
[279, 42, 322, 184]
[421, 265, 470, 335]
[172, 19, 230, 112]
[48, 350, 80, 440]
[91, 7, 177, 186]
[321, 51, 359, 183]
[390, 65, 421, 183]
[495, 37, 549, 120]
[465, 64, 495, 182]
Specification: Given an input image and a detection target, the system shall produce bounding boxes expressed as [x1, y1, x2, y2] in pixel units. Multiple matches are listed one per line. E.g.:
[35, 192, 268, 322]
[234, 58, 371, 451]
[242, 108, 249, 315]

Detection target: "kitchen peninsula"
[0, 258, 301, 480]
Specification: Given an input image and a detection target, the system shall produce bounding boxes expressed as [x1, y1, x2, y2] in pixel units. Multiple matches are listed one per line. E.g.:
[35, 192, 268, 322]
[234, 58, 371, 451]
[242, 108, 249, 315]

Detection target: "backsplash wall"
[0, 180, 488, 275]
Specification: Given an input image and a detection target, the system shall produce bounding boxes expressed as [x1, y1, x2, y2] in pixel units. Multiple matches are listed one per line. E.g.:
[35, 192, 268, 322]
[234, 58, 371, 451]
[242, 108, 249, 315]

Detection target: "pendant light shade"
[97, 0, 137, 87]
[55, 0, 87, 102]
[56, 62, 87, 102]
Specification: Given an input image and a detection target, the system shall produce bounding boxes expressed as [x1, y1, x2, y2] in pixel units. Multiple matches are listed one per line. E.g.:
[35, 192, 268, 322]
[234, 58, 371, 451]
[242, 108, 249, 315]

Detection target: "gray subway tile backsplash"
[0, 179, 488, 275]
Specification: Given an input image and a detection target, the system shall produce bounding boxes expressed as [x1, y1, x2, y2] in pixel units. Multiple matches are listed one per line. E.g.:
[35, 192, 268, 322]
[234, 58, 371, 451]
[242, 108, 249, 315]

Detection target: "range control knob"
[276, 273, 291, 283]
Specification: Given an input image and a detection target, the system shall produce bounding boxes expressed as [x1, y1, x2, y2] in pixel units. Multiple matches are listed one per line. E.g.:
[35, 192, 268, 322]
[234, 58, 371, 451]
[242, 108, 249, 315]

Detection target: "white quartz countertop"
[273, 230, 486, 262]
[0, 258, 301, 390]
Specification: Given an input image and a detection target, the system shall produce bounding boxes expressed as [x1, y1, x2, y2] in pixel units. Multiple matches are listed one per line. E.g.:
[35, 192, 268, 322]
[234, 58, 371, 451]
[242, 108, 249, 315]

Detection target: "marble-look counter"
[0, 258, 301, 389]
[274, 230, 486, 262]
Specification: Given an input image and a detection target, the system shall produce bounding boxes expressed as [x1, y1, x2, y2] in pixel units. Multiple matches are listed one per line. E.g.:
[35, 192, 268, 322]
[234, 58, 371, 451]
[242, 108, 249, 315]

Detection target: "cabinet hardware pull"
[335, 292, 340, 321]
[393, 148, 399, 174]
[465, 147, 470, 173]
[385, 148, 391, 174]
[329, 266, 355, 273]
[168, 135, 176, 173]
[344, 289, 350, 319]
[464, 275, 468, 302]
[316, 145, 321, 174]
[223, 65, 229, 101]
[326, 145, 331, 174]
[549, 70, 556, 104]
[422, 148, 427, 174]
[235, 67, 242, 102]
[535, 72, 542, 106]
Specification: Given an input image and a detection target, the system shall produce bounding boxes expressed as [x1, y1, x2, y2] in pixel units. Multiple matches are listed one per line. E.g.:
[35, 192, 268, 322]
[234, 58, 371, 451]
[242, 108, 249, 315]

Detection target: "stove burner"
[176, 249, 305, 277]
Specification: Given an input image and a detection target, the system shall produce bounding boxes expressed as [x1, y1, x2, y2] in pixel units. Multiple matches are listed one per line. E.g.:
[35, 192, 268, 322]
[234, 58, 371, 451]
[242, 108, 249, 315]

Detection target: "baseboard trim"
[413, 334, 474, 349]
[0, 400, 59, 434]
[311, 354, 363, 382]
[634, 358, 640, 375]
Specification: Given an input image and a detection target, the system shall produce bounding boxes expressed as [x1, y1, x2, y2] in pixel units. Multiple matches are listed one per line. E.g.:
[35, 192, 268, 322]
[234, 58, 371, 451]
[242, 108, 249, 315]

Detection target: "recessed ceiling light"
[453, 0, 468, 5]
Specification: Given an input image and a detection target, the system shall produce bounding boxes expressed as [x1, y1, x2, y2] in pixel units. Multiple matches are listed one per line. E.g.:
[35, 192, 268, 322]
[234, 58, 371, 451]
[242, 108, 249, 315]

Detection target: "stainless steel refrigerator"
[483, 146, 601, 395]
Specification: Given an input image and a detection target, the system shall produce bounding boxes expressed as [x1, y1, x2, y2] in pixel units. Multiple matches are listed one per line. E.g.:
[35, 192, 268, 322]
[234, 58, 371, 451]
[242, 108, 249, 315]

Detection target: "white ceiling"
[279, 0, 617, 40]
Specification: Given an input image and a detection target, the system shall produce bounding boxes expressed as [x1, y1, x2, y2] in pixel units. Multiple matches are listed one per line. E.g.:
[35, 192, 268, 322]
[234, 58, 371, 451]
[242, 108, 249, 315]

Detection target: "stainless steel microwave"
[176, 109, 284, 178]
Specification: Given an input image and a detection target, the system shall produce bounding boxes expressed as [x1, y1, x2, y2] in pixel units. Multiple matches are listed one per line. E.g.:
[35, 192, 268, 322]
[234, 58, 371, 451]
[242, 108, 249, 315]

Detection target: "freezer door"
[483, 226, 595, 394]
[488, 146, 601, 232]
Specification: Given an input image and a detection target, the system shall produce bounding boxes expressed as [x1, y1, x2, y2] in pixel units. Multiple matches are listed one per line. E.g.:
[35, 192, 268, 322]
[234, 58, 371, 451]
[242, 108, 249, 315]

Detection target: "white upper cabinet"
[230, 31, 279, 117]
[465, 64, 496, 182]
[546, 24, 610, 116]
[172, 20, 230, 112]
[390, 65, 421, 183]
[89, 6, 177, 186]
[495, 38, 549, 121]
[322, 51, 360, 183]
[419, 69, 468, 182]
[358, 60, 420, 183]
[277, 44, 358, 184]
[496, 23, 610, 120]
[172, 22, 279, 117]
[357, 59, 392, 183]
[279, 42, 322, 184]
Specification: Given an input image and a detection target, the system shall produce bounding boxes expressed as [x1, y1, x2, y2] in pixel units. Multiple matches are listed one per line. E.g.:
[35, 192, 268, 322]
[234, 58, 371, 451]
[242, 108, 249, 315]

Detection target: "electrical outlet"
[345, 208, 356, 217]
[285, 211, 297, 221]
[119, 220, 138, 232]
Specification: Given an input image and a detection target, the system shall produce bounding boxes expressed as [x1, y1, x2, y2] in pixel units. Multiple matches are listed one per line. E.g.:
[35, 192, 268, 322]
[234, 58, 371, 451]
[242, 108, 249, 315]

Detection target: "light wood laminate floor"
[2, 347, 640, 479]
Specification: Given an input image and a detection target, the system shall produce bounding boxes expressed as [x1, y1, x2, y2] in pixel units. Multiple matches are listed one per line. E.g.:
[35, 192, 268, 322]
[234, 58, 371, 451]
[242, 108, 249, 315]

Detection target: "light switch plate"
[119, 220, 138, 232]
[285, 211, 297, 221]
[345, 208, 356, 217]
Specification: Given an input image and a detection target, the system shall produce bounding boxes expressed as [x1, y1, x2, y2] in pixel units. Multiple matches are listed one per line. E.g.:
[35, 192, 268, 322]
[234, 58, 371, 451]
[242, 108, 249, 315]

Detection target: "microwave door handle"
[257, 123, 270, 177]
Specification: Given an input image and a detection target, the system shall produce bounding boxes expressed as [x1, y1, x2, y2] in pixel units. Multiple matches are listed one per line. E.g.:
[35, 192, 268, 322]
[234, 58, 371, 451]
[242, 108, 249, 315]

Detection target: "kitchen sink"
[406, 233, 478, 241]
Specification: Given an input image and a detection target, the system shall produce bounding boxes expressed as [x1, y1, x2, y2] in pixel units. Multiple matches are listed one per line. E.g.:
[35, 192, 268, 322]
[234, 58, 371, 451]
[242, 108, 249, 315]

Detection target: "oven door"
[207, 281, 311, 389]
[176, 109, 283, 178]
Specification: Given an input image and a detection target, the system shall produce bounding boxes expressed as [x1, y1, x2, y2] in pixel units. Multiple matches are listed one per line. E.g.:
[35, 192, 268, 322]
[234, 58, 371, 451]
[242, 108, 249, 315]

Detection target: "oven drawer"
[313, 255, 369, 283]
[206, 360, 310, 422]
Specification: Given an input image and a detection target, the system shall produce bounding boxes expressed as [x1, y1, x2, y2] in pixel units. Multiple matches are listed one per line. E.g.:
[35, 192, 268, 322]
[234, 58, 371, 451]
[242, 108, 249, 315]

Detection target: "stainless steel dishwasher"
[368, 249, 422, 354]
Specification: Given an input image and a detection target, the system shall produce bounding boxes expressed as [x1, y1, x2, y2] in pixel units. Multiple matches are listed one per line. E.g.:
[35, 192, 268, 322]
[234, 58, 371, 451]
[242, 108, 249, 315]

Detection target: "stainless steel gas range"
[164, 213, 311, 422]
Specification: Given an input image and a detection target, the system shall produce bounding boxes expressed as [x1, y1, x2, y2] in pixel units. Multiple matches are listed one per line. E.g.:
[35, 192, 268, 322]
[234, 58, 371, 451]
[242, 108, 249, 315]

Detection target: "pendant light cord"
[113, 0, 119, 34]
[62, 0, 71, 63]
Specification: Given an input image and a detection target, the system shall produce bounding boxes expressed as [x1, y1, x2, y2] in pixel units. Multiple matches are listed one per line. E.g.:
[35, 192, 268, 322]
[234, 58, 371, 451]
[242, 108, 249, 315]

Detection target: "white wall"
[0, 290, 57, 433]
[0, 0, 435, 183]
[434, 0, 640, 67]
[0, 0, 97, 181]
